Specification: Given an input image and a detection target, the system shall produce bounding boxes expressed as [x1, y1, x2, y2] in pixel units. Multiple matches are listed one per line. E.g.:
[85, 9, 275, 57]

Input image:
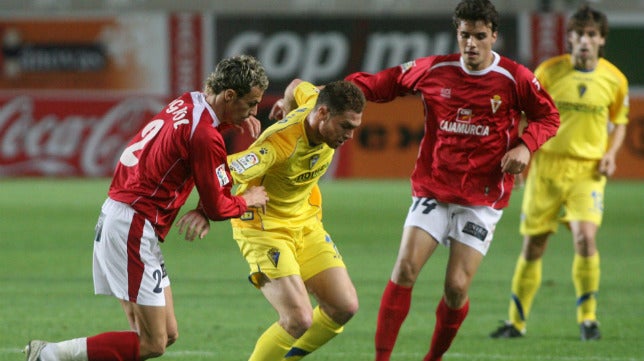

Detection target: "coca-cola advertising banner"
[0, 95, 164, 176]
[0, 13, 205, 177]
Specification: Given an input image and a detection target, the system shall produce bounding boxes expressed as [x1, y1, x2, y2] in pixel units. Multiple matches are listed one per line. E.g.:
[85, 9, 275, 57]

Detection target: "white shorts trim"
[403, 197, 503, 255]
[92, 198, 170, 306]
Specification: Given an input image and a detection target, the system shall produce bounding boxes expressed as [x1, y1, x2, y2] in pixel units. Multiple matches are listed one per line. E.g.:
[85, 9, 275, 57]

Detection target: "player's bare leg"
[375, 226, 439, 361]
[120, 286, 179, 349]
[248, 275, 311, 361]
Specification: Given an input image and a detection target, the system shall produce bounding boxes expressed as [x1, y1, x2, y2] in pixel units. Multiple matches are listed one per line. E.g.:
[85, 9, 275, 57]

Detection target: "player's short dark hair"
[567, 4, 608, 57]
[453, 0, 499, 33]
[316, 81, 366, 116]
[204, 55, 269, 97]
[568, 4, 608, 37]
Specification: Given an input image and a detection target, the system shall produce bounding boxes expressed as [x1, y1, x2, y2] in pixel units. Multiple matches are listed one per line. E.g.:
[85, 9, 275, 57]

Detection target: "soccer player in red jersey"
[346, 1, 560, 360]
[24, 55, 269, 361]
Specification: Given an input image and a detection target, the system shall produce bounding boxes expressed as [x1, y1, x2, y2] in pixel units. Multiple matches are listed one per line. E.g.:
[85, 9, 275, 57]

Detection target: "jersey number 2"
[119, 119, 164, 167]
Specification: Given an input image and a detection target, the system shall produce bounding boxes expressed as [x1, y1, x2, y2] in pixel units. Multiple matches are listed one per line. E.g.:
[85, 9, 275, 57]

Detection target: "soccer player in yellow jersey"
[490, 4, 628, 341]
[228, 79, 366, 360]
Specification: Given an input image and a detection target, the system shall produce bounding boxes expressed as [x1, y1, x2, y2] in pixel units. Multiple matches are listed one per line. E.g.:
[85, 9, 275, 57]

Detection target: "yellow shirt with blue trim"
[229, 81, 330, 229]
[535, 54, 629, 159]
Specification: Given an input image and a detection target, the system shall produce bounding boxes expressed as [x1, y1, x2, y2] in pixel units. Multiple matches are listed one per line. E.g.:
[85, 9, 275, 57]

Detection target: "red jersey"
[347, 52, 559, 209]
[108, 92, 247, 239]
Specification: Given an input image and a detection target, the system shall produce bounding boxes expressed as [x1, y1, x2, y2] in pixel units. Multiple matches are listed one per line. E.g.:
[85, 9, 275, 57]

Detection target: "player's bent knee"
[328, 299, 359, 325]
[393, 260, 421, 285]
[167, 330, 178, 347]
[281, 310, 313, 337]
[443, 283, 468, 306]
[140, 336, 168, 359]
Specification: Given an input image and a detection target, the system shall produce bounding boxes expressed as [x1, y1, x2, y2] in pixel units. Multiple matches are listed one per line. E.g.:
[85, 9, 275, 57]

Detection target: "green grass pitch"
[1, 178, 642, 361]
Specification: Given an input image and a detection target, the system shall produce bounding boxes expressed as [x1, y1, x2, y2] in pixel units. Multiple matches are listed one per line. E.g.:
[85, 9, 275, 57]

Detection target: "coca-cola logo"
[0, 95, 165, 176]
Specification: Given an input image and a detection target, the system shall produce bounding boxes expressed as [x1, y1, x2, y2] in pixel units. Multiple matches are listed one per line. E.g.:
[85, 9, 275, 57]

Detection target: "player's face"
[319, 108, 362, 149]
[225, 86, 264, 125]
[456, 20, 498, 71]
[568, 25, 605, 69]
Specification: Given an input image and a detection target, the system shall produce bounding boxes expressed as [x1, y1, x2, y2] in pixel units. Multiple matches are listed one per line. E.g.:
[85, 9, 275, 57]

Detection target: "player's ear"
[317, 105, 329, 121]
[224, 89, 237, 102]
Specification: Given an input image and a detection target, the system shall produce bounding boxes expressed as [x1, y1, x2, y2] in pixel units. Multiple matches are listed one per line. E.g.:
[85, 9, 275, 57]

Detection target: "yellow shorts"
[233, 217, 345, 287]
[520, 152, 606, 235]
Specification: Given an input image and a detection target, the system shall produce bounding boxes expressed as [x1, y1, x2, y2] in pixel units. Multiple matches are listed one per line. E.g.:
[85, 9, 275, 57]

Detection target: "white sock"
[40, 338, 88, 361]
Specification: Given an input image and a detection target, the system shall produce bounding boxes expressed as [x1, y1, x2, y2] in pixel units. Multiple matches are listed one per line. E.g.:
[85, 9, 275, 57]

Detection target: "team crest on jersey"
[309, 155, 319, 169]
[578, 83, 587, 98]
[490, 95, 502, 114]
[267, 248, 280, 267]
[229, 153, 260, 174]
[400, 60, 415, 73]
[440, 88, 452, 98]
[215, 164, 230, 186]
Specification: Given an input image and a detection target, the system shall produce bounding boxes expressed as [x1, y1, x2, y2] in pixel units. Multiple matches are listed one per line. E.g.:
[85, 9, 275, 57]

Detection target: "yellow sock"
[573, 253, 600, 323]
[249, 322, 296, 361]
[283, 306, 344, 361]
[509, 256, 542, 332]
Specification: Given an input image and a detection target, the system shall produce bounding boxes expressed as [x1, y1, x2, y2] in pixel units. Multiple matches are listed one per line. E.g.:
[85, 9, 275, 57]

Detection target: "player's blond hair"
[204, 55, 269, 97]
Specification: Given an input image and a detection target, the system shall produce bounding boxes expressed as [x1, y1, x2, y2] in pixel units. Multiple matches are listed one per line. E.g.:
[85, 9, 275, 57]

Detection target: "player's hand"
[501, 142, 530, 174]
[236, 116, 262, 138]
[241, 185, 269, 214]
[268, 99, 286, 121]
[176, 209, 210, 241]
[598, 154, 617, 176]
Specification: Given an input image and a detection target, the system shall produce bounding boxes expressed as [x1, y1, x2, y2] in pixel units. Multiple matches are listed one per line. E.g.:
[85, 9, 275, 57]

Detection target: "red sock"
[375, 280, 412, 361]
[423, 298, 469, 361]
[87, 331, 140, 361]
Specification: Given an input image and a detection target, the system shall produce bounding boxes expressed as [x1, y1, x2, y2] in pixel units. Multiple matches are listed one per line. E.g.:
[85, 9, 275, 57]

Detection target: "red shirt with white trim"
[108, 91, 247, 239]
[347, 52, 559, 209]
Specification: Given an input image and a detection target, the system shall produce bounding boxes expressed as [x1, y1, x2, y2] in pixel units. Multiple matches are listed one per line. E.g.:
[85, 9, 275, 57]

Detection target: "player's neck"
[572, 56, 598, 72]
[304, 113, 323, 146]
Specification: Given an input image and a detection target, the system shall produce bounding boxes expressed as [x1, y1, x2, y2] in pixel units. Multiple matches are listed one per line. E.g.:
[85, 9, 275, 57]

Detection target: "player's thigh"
[392, 197, 446, 282]
[305, 267, 358, 320]
[233, 227, 300, 287]
[520, 155, 565, 235]
[445, 240, 484, 292]
[119, 293, 176, 342]
[396, 225, 439, 270]
[94, 199, 169, 307]
[298, 220, 346, 282]
[163, 287, 178, 343]
[447, 204, 502, 256]
[129, 302, 170, 352]
[564, 173, 606, 225]
[260, 274, 312, 319]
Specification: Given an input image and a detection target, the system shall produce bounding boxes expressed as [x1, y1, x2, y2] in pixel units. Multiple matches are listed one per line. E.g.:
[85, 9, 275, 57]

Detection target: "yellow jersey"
[229, 81, 330, 230]
[535, 54, 629, 159]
